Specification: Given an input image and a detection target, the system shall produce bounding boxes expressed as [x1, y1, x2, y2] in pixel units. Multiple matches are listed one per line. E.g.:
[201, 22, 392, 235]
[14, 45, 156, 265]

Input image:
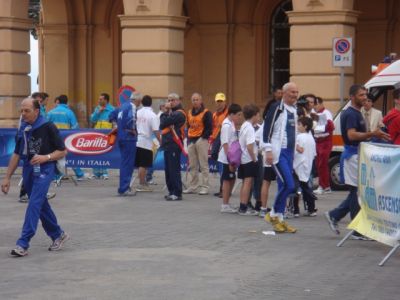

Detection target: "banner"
[348, 142, 400, 247]
[1, 128, 219, 172]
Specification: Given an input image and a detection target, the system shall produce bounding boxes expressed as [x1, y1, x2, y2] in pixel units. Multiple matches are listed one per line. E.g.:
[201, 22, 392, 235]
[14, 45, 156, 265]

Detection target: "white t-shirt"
[239, 121, 258, 164]
[217, 118, 237, 164]
[293, 132, 316, 182]
[136, 107, 159, 150]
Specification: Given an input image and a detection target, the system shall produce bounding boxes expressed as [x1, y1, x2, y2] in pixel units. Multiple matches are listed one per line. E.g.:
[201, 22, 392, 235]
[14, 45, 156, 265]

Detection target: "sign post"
[333, 37, 353, 107]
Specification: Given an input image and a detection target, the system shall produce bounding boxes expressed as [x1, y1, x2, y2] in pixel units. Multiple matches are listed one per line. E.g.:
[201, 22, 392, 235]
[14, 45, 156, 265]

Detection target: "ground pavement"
[0, 170, 398, 300]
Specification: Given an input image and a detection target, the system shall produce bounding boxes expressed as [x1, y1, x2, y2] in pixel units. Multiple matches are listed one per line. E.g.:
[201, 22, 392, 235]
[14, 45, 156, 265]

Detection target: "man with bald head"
[1, 97, 69, 257]
[262, 82, 299, 233]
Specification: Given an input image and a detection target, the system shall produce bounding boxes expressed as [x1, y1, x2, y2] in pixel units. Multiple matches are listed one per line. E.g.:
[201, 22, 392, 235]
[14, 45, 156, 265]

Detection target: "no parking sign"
[333, 37, 353, 67]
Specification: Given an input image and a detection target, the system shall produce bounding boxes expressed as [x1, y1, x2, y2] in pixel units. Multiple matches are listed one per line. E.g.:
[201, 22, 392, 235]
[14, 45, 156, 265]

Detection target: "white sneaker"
[220, 204, 238, 214]
[313, 186, 325, 195]
[324, 188, 332, 194]
[198, 187, 209, 195]
[183, 187, 197, 194]
[136, 184, 153, 192]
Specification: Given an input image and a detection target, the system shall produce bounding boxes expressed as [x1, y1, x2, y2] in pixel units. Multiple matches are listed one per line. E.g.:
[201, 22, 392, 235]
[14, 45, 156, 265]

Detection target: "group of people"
[2, 82, 400, 257]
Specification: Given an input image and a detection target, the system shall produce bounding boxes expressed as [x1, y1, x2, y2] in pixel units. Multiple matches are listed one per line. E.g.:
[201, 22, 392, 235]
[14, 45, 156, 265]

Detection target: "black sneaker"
[351, 233, 373, 241]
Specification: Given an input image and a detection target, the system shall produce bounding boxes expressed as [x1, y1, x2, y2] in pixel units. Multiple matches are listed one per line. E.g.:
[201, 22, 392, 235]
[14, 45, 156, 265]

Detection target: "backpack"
[227, 139, 242, 168]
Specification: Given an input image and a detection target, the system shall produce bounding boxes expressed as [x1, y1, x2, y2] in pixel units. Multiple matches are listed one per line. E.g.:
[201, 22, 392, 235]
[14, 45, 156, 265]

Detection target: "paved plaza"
[0, 170, 398, 300]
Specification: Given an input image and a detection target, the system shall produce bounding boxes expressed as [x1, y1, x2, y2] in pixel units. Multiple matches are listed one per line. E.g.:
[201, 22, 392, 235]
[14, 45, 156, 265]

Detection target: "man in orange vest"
[210, 92, 228, 197]
[183, 93, 213, 195]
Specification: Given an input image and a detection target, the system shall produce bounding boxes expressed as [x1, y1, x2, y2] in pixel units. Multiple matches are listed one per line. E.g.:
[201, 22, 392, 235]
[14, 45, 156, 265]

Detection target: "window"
[270, 0, 292, 91]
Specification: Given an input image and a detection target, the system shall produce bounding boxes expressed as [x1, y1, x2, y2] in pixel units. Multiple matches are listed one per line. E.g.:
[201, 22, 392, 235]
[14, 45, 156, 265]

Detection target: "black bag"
[210, 131, 221, 161]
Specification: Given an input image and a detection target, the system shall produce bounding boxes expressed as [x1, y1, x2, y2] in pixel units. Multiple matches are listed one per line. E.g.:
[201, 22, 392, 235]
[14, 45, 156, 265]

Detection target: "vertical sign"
[333, 38, 353, 67]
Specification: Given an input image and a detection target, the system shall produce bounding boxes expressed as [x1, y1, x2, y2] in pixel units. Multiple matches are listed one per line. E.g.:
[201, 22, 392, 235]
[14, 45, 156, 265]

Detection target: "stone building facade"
[0, 0, 399, 126]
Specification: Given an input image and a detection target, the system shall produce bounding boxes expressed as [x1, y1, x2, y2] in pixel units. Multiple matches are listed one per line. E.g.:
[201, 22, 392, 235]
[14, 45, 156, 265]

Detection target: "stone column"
[287, 0, 359, 113]
[120, 13, 186, 98]
[0, 0, 31, 127]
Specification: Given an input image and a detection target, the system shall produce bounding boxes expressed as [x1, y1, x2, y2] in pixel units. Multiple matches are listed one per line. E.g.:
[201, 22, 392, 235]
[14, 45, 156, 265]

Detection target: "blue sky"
[30, 35, 39, 93]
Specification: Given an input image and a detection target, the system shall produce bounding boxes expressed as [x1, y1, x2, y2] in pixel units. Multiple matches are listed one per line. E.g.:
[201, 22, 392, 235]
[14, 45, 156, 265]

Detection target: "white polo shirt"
[239, 121, 258, 164]
[217, 118, 237, 164]
[293, 132, 316, 182]
[136, 107, 159, 150]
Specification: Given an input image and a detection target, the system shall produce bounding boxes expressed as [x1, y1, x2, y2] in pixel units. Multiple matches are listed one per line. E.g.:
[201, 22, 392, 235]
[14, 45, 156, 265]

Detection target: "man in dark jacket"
[160, 93, 187, 201]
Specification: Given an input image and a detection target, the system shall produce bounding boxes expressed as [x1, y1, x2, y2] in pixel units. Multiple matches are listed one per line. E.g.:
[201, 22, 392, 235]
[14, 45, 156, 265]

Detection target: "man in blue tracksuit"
[47, 94, 86, 179]
[109, 91, 141, 196]
[1, 97, 69, 257]
[262, 82, 299, 233]
[159, 93, 187, 201]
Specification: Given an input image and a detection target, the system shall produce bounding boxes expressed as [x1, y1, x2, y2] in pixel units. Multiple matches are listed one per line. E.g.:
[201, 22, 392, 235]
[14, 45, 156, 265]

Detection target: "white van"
[328, 59, 400, 190]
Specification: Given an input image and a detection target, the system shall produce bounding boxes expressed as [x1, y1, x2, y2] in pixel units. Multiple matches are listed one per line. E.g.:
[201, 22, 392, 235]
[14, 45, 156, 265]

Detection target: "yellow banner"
[348, 143, 400, 247]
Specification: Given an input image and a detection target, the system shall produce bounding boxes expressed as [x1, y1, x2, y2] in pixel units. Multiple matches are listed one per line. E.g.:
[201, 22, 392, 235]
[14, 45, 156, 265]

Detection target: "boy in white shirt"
[135, 95, 160, 191]
[293, 116, 317, 216]
[238, 104, 260, 216]
[218, 104, 243, 213]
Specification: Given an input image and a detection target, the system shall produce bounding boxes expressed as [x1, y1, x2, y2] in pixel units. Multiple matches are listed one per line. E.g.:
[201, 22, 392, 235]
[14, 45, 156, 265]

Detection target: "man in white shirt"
[135, 95, 160, 192]
[262, 82, 299, 233]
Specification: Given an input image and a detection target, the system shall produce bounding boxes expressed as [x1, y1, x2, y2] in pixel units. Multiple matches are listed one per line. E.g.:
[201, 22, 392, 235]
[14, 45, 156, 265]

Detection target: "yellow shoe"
[273, 221, 286, 233]
[264, 212, 271, 223]
[282, 221, 297, 233]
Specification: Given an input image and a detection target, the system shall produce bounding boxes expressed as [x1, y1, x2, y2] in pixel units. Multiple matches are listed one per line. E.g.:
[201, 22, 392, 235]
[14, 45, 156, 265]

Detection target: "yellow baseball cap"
[215, 92, 226, 102]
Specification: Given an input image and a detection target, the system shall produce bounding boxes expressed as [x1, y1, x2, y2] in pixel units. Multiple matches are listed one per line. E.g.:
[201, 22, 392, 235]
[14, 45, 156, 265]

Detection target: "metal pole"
[340, 67, 345, 107]
[337, 230, 354, 247]
[379, 243, 400, 267]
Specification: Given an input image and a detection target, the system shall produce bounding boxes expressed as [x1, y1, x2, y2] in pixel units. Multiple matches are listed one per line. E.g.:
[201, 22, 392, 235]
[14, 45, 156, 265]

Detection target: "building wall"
[1, 0, 400, 127]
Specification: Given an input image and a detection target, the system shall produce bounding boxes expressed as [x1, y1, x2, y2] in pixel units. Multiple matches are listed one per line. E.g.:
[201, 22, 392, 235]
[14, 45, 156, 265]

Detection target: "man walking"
[160, 93, 187, 201]
[262, 82, 299, 233]
[1, 97, 69, 257]
[325, 85, 390, 239]
[183, 93, 213, 195]
[90, 93, 114, 179]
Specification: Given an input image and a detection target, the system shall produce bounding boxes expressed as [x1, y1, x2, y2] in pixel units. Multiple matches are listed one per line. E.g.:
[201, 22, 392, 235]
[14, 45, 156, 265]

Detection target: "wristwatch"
[47, 154, 51, 161]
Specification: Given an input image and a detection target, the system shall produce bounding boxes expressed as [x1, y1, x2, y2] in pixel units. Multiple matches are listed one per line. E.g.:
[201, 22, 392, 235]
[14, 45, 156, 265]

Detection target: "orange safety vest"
[211, 107, 228, 140]
[161, 109, 187, 139]
[187, 108, 209, 138]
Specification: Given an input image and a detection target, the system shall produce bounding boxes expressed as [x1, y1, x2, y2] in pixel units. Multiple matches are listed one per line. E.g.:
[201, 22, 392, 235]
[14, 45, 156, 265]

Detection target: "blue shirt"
[47, 104, 79, 129]
[341, 106, 366, 146]
[109, 102, 137, 141]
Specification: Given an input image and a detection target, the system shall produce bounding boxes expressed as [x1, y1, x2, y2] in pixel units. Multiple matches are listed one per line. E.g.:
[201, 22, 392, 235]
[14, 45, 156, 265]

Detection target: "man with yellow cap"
[210, 92, 229, 197]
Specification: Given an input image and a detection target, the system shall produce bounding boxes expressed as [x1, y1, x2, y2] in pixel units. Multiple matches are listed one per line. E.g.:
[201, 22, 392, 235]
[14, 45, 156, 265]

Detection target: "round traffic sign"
[335, 39, 351, 54]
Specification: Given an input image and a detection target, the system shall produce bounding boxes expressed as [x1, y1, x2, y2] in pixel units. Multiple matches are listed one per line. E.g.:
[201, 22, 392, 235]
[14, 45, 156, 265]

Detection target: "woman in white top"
[238, 104, 260, 216]
[217, 104, 243, 213]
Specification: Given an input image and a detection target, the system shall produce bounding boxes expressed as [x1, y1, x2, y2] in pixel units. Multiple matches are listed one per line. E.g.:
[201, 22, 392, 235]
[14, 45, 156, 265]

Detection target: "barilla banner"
[0, 129, 219, 172]
[348, 142, 400, 247]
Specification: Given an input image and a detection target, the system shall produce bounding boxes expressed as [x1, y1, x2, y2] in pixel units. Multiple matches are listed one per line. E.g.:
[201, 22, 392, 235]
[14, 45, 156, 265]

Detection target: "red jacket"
[383, 108, 400, 145]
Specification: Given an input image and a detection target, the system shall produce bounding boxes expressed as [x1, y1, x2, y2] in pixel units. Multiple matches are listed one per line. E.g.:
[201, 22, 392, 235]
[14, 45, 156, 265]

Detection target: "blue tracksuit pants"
[17, 163, 63, 249]
[164, 149, 182, 197]
[273, 148, 295, 214]
[118, 140, 137, 194]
